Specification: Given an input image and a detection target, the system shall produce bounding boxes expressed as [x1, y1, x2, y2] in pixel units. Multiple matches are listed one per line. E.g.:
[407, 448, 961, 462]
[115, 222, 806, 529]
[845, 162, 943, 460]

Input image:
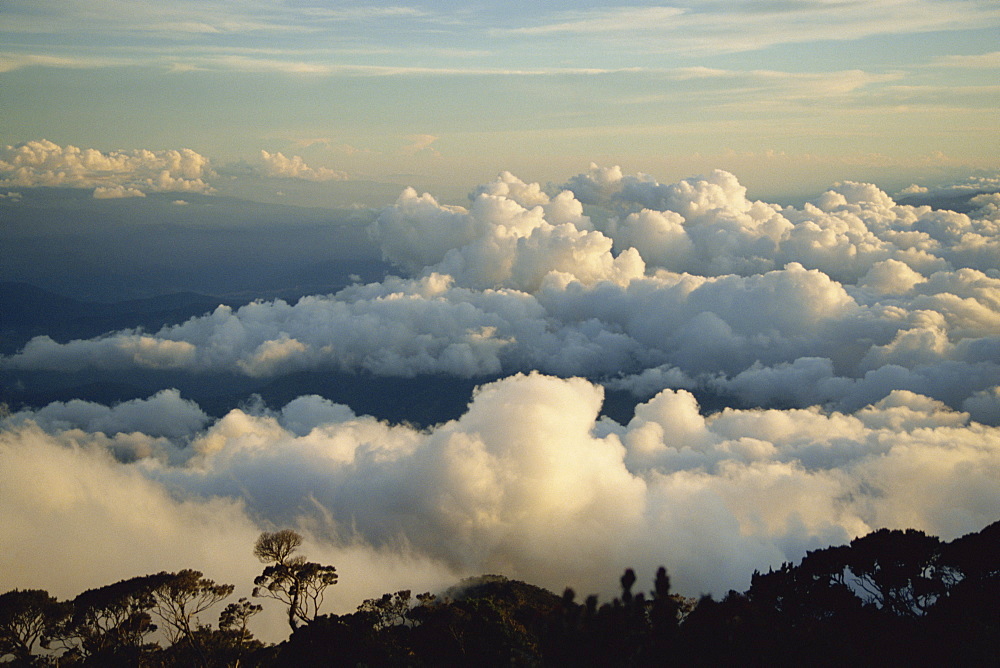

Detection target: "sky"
[1, 0, 1000, 645]
[2, 0, 999, 201]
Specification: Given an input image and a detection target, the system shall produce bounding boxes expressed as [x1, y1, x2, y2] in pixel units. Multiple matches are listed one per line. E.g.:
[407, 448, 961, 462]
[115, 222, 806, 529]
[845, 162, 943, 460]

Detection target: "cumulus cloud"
[0, 420, 458, 642]
[93, 185, 146, 199]
[4, 389, 209, 442]
[3, 373, 998, 604]
[3, 163, 1000, 622]
[897, 173, 1000, 199]
[5, 166, 1000, 417]
[258, 150, 348, 181]
[0, 139, 215, 194]
[371, 174, 643, 291]
[563, 164, 1000, 282]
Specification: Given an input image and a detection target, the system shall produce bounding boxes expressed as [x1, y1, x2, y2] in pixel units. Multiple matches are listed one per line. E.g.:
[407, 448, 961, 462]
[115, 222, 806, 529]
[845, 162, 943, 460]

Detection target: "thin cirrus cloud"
[505, 1, 1000, 55]
[4, 1, 999, 69]
[0, 53, 128, 73]
[925, 50, 1000, 68]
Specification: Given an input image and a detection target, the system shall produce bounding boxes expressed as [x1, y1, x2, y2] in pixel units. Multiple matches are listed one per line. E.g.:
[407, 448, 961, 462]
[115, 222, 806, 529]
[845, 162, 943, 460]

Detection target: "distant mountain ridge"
[0, 282, 224, 354]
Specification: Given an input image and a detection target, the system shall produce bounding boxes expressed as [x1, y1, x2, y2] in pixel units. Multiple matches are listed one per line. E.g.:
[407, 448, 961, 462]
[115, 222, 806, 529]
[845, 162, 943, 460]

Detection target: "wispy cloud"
[509, 6, 687, 35]
[925, 51, 1000, 68]
[400, 134, 441, 156]
[164, 57, 645, 76]
[0, 52, 124, 72]
[298, 6, 428, 21]
[505, 1, 1000, 55]
[0, 0, 433, 38]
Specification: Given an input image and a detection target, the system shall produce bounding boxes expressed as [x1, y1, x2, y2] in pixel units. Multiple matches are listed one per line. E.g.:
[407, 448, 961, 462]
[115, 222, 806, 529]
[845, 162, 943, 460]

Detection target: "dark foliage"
[0, 588, 66, 663]
[2, 521, 997, 666]
[252, 530, 338, 632]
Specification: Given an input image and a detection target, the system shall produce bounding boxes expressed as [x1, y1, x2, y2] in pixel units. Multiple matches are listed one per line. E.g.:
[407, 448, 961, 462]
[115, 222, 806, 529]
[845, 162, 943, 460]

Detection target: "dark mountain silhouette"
[0, 282, 225, 355]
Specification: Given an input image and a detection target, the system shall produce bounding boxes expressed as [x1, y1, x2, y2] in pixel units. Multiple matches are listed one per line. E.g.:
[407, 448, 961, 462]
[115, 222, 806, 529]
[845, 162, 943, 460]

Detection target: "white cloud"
[926, 51, 1000, 68]
[0, 140, 215, 194]
[93, 185, 146, 199]
[507, 2, 1000, 56]
[4, 162, 1000, 617]
[0, 52, 124, 72]
[3, 373, 998, 605]
[372, 175, 644, 291]
[5, 166, 1000, 416]
[4, 389, 209, 442]
[258, 150, 348, 181]
[510, 7, 688, 36]
[0, 421, 457, 642]
[400, 134, 440, 157]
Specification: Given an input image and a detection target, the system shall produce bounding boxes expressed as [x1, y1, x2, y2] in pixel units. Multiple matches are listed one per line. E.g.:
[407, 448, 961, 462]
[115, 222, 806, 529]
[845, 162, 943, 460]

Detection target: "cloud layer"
[0, 140, 215, 195]
[2, 164, 998, 620]
[6, 166, 998, 422]
[0, 140, 352, 197]
[3, 372, 997, 608]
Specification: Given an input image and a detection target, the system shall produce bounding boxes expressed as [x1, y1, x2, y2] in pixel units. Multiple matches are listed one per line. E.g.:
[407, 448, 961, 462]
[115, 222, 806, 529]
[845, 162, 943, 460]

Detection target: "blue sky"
[2, 0, 999, 201]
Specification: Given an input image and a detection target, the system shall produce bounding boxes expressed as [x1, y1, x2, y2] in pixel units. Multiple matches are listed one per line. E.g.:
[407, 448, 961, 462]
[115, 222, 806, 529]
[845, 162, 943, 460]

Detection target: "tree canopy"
[252, 530, 338, 632]
[0, 521, 996, 666]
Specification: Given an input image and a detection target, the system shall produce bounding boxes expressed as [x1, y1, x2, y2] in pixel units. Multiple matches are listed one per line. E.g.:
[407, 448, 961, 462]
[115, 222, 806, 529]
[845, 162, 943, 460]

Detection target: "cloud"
[510, 7, 687, 36]
[0, 52, 123, 72]
[258, 150, 348, 181]
[93, 185, 146, 199]
[896, 173, 1000, 199]
[3, 373, 998, 604]
[926, 51, 1000, 68]
[5, 166, 1000, 417]
[371, 172, 641, 290]
[0, 140, 214, 194]
[3, 162, 1000, 621]
[0, 420, 457, 642]
[4, 389, 209, 442]
[400, 134, 440, 157]
[506, 2, 1000, 56]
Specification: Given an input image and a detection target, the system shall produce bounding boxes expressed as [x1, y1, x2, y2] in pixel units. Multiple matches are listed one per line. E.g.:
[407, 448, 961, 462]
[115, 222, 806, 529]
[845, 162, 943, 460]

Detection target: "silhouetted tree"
[3, 521, 997, 665]
[645, 566, 681, 663]
[846, 528, 944, 616]
[150, 569, 234, 667]
[47, 573, 168, 665]
[218, 596, 263, 653]
[941, 520, 1000, 583]
[922, 521, 1000, 666]
[252, 530, 338, 631]
[0, 589, 66, 663]
[357, 590, 412, 631]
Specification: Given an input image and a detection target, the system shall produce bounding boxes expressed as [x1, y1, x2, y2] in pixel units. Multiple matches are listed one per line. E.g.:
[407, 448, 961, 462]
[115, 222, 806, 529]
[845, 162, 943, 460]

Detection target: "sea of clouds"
[2, 162, 999, 628]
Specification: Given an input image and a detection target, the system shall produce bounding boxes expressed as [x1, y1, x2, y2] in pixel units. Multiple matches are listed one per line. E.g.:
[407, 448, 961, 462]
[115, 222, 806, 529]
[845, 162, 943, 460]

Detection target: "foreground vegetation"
[2, 522, 997, 666]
